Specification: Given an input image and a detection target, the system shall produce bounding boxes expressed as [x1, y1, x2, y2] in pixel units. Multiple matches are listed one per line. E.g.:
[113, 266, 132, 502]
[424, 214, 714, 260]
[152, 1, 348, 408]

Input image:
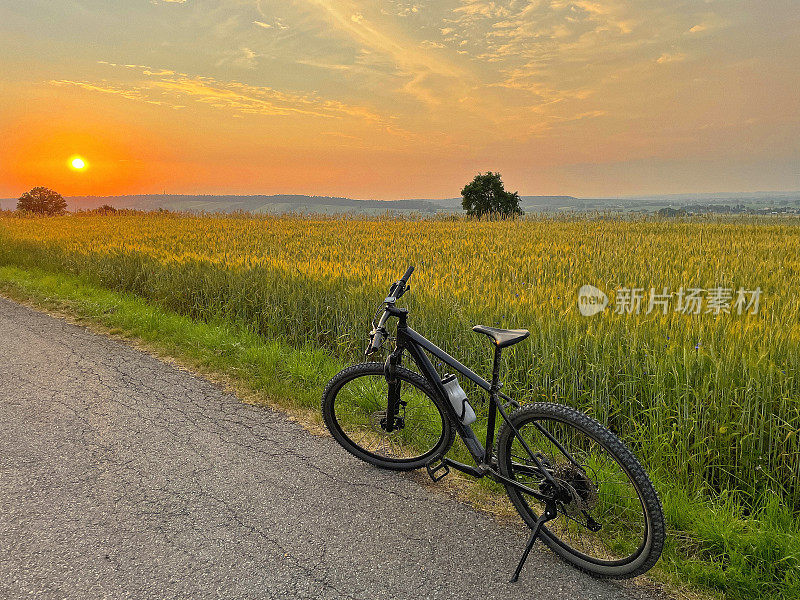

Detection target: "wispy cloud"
[50, 79, 176, 107]
[214, 47, 262, 69]
[253, 18, 288, 30]
[383, 2, 423, 18]
[421, 0, 728, 133]
[656, 52, 687, 64]
[54, 62, 386, 122]
[300, 0, 469, 106]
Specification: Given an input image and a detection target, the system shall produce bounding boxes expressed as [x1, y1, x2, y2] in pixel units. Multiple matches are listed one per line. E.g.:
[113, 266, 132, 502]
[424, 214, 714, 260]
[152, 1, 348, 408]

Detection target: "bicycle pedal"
[425, 459, 450, 482]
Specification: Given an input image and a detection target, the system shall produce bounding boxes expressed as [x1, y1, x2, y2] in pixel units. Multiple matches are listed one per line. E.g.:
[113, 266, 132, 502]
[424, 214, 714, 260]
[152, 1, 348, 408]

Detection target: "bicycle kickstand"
[509, 501, 557, 583]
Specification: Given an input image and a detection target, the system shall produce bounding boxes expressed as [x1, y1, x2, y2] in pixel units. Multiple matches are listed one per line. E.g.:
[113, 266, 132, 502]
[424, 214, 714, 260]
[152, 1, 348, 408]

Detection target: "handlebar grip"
[399, 265, 414, 285]
[385, 266, 415, 302]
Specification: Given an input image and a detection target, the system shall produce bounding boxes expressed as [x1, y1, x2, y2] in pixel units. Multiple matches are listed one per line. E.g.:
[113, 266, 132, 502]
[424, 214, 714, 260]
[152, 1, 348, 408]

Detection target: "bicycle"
[321, 266, 665, 581]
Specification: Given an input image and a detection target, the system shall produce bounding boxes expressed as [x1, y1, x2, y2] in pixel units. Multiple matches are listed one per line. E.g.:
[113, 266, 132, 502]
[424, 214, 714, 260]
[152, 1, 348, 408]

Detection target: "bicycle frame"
[383, 305, 570, 501]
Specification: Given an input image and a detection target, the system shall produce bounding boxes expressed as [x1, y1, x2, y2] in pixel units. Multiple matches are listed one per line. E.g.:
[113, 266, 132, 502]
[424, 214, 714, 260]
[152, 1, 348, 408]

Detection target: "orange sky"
[1, 1, 798, 199]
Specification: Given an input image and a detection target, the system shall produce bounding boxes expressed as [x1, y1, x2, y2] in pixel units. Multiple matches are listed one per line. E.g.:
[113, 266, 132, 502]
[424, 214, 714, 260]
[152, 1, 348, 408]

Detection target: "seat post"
[484, 344, 503, 466]
[490, 344, 503, 393]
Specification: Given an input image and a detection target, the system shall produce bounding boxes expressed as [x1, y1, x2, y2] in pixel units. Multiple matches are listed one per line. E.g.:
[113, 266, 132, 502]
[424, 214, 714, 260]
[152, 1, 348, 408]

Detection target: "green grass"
[0, 264, 798, 600]
[0, 264, 343, 423]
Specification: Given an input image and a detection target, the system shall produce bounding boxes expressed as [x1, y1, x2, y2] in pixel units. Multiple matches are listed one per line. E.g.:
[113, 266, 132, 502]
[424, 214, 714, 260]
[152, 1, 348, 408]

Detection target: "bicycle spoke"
[504, 414, 649, 564]
[332, 370, 446, 462]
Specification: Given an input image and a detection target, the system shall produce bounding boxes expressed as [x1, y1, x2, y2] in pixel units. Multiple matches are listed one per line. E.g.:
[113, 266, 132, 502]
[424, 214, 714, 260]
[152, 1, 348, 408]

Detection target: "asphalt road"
[0, 297, 669, 599]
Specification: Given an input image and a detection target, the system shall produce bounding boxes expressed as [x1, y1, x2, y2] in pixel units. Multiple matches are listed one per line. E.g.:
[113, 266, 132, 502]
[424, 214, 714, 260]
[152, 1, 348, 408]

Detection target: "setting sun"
[70, 157, 86, 170]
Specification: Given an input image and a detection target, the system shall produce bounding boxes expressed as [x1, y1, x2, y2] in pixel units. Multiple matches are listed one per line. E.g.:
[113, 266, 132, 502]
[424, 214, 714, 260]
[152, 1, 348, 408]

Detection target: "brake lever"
[392, 282, 410, 301]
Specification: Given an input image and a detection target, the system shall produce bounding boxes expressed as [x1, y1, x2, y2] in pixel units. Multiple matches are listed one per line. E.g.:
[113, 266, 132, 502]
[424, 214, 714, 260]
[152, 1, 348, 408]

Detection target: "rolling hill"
[1, 192, 798, 215]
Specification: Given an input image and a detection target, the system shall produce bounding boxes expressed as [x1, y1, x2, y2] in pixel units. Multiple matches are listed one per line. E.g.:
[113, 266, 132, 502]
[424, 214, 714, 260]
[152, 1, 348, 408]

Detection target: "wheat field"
[1, 212, 798, 512]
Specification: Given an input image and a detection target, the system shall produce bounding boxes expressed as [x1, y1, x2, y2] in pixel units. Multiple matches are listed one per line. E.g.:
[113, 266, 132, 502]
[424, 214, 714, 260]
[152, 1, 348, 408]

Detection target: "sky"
[0, 0, 798, 199]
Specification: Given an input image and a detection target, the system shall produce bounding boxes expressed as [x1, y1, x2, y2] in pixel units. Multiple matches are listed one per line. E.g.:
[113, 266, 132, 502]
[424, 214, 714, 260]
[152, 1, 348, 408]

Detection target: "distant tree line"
[10, 187, 125, 215]
[658, 204, 800, 217]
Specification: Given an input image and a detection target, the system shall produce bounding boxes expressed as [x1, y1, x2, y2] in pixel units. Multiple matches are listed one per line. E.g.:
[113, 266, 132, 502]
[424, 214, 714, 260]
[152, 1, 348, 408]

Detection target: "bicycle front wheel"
[497, 403, 665, 578]
[322, 362, 454, 470]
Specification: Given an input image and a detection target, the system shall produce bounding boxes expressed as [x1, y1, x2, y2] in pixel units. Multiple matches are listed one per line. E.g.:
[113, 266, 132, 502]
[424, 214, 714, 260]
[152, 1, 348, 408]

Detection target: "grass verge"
[0, 264, 341, 428]
[0, 264, 797, 600]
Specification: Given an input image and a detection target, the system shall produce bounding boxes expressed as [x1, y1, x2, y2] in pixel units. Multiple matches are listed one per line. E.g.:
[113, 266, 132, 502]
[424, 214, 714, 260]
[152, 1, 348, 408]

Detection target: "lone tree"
[17, 187, 67, 215]
[461, 172, 523, 218]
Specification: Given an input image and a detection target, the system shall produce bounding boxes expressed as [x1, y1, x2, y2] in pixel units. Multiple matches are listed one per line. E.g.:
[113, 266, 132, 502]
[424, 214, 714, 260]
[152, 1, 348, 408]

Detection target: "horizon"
[2, 2, 798, 199]
[5, 189, 800, 217]
[4, 189, 800, 203]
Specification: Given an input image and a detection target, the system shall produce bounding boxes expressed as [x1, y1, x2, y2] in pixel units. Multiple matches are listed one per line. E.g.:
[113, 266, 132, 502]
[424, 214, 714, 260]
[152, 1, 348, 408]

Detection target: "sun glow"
[70, 157, 86, 170]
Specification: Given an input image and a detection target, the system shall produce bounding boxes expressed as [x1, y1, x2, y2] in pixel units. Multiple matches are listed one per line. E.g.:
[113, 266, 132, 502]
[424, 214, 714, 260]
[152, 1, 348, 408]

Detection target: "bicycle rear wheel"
[322, 362, 454, 470]
[497, 403, 664, 578]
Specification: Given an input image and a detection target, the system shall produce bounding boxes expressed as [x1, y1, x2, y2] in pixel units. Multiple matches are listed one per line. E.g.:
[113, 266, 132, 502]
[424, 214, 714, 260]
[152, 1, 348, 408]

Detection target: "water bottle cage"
[456, 399, 468, 421]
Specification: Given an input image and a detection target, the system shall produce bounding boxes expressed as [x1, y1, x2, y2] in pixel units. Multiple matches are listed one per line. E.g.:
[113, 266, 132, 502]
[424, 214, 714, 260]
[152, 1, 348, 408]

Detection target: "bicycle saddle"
[472, 325, 530, 348]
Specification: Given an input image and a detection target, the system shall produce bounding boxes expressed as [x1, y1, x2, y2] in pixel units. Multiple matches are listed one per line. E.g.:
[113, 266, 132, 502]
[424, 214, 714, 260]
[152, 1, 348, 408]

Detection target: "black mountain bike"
[322, 267, 664, 581]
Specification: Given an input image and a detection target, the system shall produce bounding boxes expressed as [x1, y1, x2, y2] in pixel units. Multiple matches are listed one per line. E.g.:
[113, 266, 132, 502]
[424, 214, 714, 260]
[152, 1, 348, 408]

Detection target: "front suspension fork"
[382, 348, 403, 432]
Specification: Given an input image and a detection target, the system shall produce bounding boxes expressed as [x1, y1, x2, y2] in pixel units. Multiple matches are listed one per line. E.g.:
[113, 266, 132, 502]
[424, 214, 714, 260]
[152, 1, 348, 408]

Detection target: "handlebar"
[366, 265, 414, 355]
[385, 265, 414, 303]
[399, 265, 414, 286]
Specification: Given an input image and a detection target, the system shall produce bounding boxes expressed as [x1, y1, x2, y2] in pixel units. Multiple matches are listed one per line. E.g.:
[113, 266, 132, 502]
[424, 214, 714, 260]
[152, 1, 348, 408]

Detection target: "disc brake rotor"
[371, 409, 405, 432]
